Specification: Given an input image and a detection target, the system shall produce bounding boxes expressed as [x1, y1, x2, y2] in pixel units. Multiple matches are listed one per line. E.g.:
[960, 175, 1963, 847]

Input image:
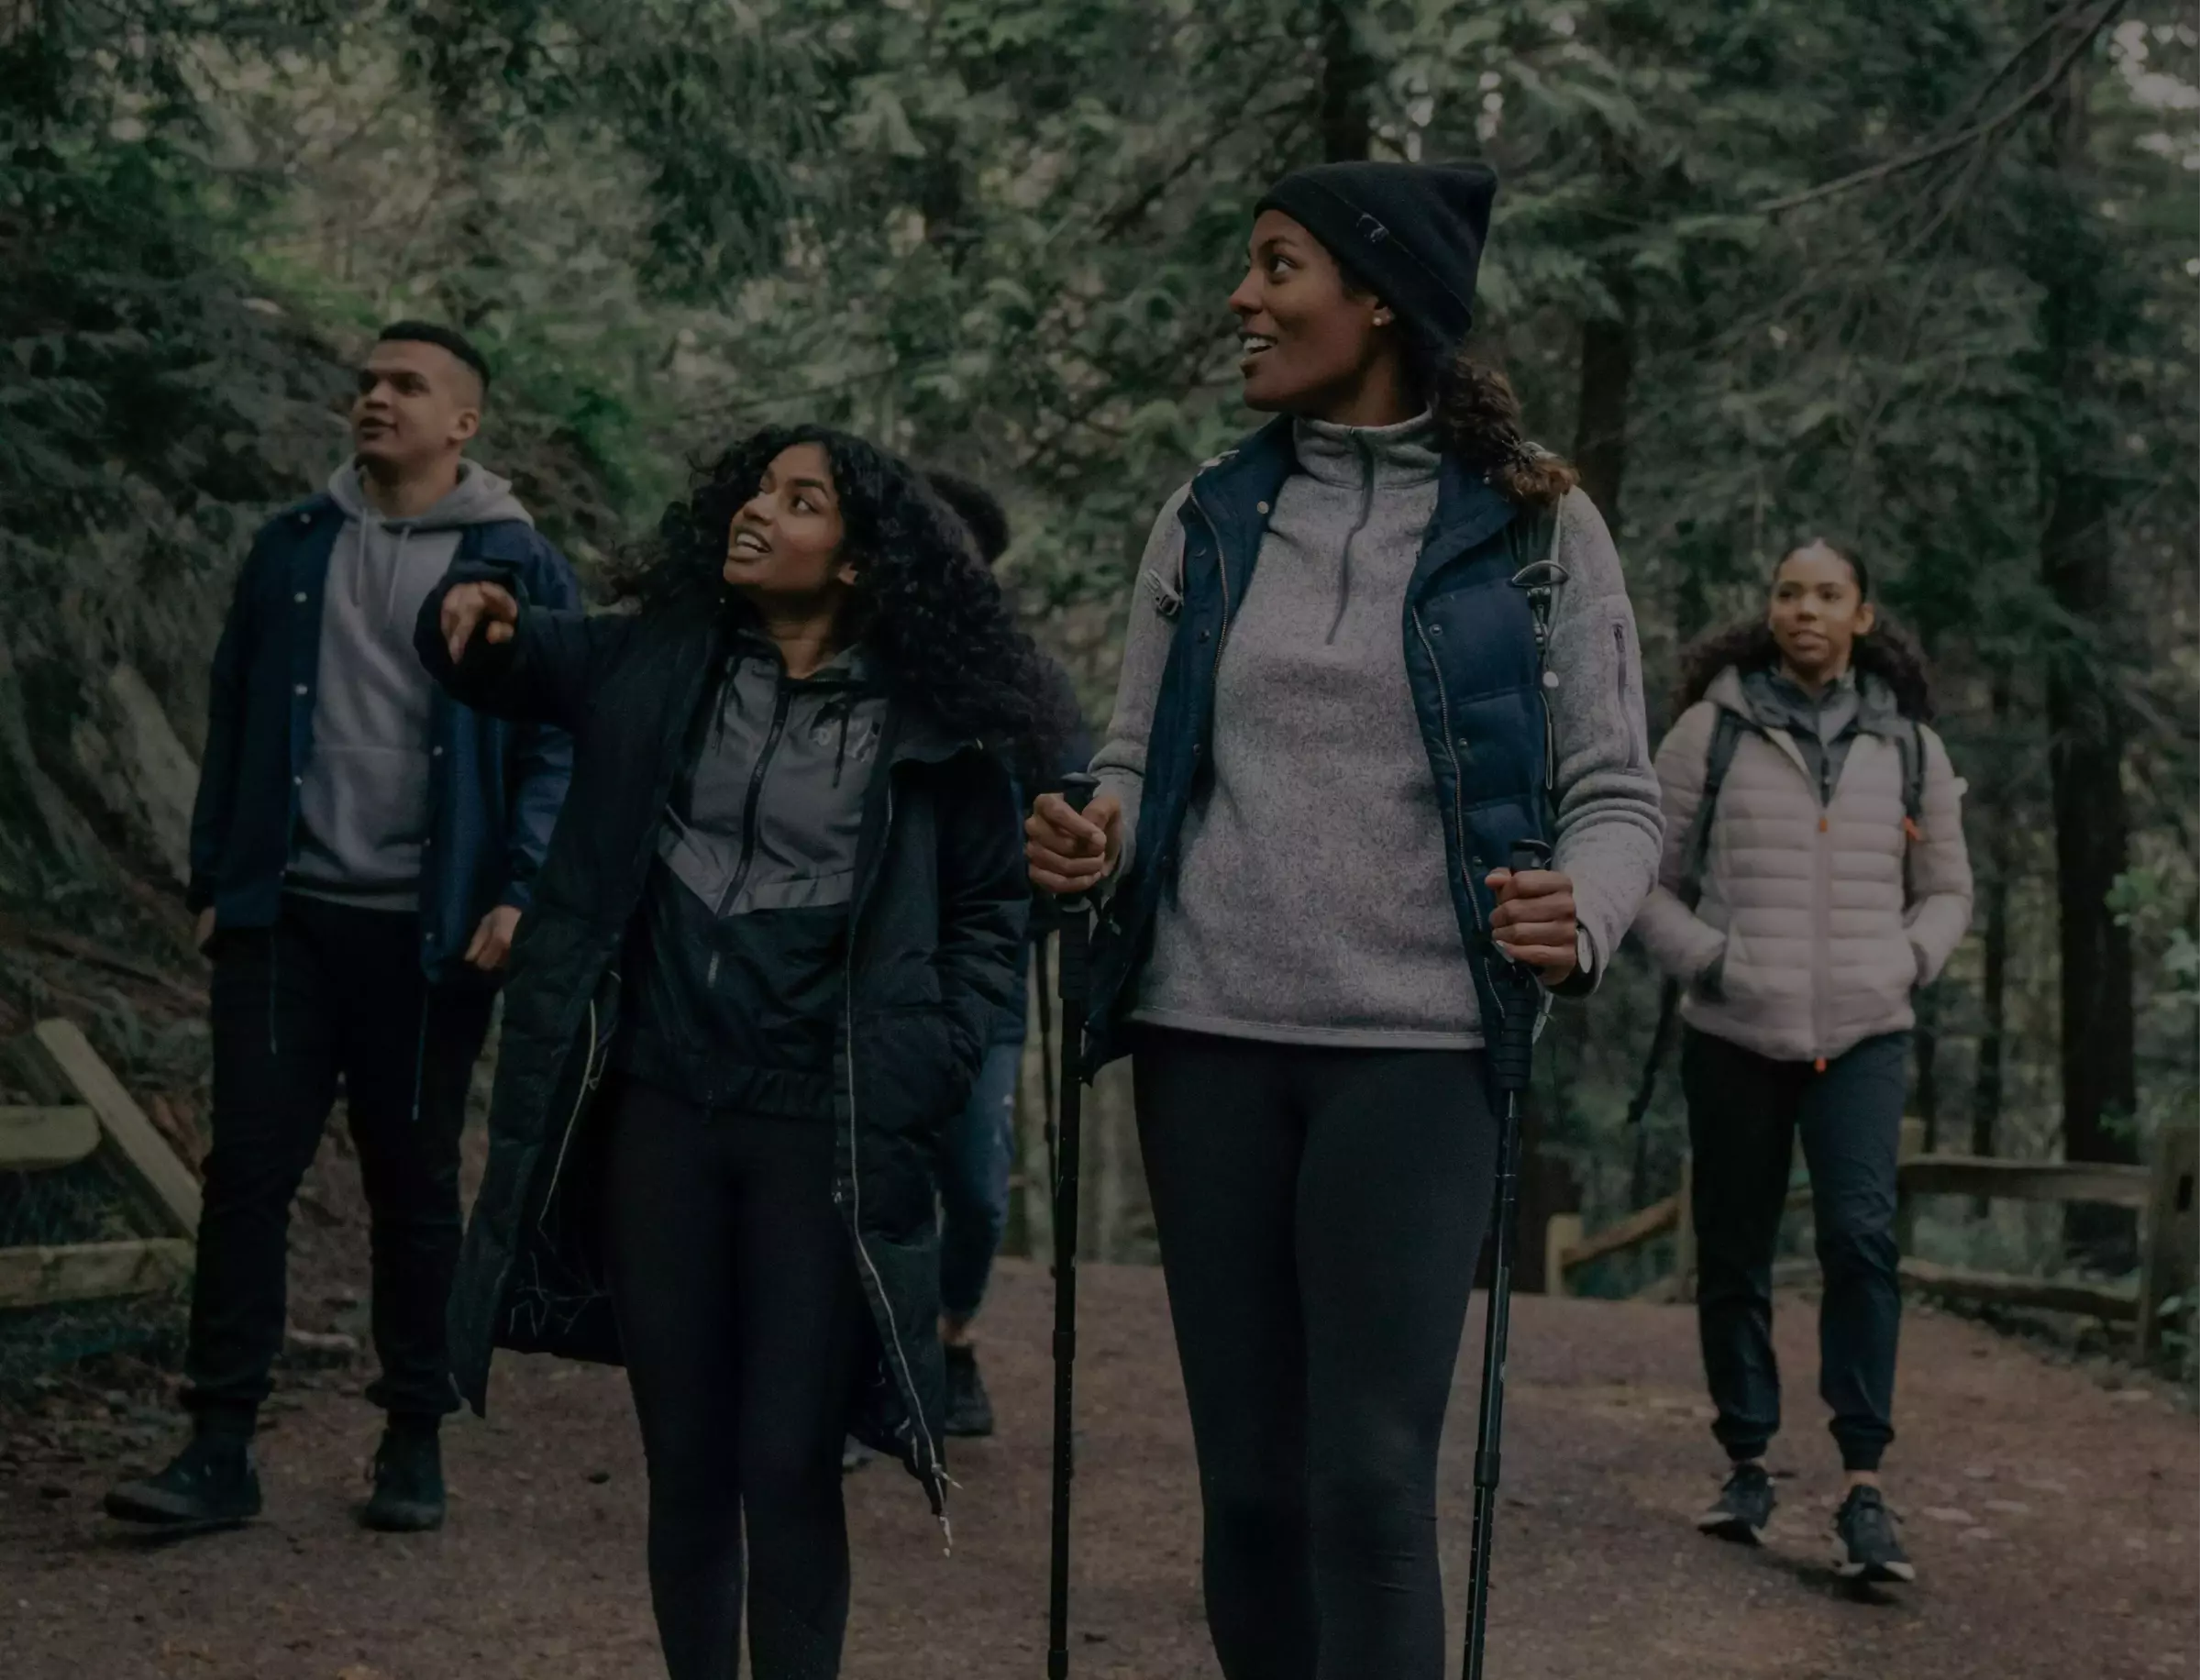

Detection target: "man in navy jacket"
[105, 323, 579, 1536]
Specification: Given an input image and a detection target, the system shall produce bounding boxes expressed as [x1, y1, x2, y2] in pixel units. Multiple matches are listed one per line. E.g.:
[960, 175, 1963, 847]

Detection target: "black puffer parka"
[415, 569, 1027, 1514]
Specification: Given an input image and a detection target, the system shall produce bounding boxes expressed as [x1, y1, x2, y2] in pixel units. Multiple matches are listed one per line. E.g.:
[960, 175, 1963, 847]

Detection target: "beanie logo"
[1356, 213, 1390, 246]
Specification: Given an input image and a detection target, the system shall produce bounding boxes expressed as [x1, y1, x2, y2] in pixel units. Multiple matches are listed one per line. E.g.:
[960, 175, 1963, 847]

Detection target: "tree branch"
[1754, 0, 2128, 215]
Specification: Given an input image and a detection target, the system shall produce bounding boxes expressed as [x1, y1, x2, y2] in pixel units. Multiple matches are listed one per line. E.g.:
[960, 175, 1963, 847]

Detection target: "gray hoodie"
[1093, 414, 1664, 1048]
[289, 460, 534, 909]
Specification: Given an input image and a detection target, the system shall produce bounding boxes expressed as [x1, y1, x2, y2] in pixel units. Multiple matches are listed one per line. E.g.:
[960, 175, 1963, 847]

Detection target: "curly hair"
[1426, 348, 1580, 509]
[603, 424, 1070, 764]
[1673, 541, 1935, 721]
[1332, 253, 1580, 511]
[923, 469, 1011, 567]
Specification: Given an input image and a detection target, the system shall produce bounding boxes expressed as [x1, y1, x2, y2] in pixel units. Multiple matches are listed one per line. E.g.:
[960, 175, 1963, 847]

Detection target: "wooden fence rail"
[1547, 1122, 2199, 1357]
[1, 1020, 203, 1312]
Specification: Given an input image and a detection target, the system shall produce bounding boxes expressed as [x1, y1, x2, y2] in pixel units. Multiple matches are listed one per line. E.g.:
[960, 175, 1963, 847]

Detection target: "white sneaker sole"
[1697, 1510, 1768, 1545]
[1833, 1553, 1917, 1584]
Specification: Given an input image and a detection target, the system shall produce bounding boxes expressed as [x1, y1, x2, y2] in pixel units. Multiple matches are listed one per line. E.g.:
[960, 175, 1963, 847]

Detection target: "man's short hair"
[925, 470, 1011, 567]
[375, 321, 492, 393]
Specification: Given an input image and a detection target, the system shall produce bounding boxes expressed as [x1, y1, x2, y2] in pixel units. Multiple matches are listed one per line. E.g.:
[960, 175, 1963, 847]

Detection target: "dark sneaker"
[1834, 1485, 1916, 1584]
[360, 1427, 445, 1532]
[104, 1434, 262, 1531]
[1696, 1462, 1776, 1545]
[943, 1344, 996, 1439]
[841, 1437, 876, 1475]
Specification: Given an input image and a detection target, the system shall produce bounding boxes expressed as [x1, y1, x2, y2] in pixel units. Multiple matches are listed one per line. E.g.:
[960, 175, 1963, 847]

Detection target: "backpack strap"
[1892, 716, 1927, 903]
[1679, 709, 1747, 911]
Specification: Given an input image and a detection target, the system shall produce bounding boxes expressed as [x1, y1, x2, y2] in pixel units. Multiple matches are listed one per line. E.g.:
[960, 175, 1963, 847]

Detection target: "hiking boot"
[104, 1433, 262, 1531]
[1834, 1485, 1915, 1584]
[360, 1425, 445, 1532]
[943, 1343, 996, 1439]
[1696, 1461, 1775, 1545]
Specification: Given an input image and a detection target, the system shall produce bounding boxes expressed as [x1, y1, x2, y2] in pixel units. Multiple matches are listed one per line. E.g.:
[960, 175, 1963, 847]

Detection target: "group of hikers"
[99, 157, 1973, 1680]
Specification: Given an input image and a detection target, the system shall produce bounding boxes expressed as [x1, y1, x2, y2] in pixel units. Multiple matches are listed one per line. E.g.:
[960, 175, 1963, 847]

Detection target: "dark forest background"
[2, 1, 2194, 1313]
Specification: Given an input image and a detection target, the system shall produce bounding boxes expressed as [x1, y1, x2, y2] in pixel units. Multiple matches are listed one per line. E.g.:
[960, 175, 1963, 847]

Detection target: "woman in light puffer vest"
[1637, 539, 1971, 1586]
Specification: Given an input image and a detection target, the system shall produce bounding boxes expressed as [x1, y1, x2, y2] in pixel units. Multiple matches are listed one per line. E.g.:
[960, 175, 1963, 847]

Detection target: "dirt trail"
[4, 1260, 2194, 1679]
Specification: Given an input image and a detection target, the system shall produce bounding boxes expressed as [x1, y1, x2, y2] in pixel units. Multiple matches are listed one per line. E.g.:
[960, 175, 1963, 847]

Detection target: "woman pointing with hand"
[1029, 160, 1661, 1679]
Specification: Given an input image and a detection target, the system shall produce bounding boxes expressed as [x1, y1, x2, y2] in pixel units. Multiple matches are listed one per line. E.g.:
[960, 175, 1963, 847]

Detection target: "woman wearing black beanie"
[1029, 161, 1663, 1676]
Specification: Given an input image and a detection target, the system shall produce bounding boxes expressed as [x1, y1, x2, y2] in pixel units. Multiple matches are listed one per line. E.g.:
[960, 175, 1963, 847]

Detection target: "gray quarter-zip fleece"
[1094, 417, 1663, 1048]
[1137, 413, 1478, 1045]
[291, 460, 533, 909]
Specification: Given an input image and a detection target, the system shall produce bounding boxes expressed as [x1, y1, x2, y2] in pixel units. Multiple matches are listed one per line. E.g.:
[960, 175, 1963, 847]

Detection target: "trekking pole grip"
[1491, 839, 1553, 1093]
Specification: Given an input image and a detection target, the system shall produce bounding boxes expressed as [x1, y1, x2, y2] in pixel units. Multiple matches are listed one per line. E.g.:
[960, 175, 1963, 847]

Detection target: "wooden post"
[2138, 1123, 2199, 1357]
[1542, 1214, 1583, 1298]
[1673, 1154, 1697, 1305]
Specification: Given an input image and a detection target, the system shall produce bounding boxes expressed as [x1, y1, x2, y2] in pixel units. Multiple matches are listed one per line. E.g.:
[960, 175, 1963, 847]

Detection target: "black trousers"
[1681, 1027, 1909, 1474]
[1132, 1028, 1500, 1680]
[604, 1078, 871, 1680]
[185, 893, 494, 1430]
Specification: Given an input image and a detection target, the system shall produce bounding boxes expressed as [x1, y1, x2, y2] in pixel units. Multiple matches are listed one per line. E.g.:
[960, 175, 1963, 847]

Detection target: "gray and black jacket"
[414, 576, 1026, 1518]
[620, 633, 889, 1116]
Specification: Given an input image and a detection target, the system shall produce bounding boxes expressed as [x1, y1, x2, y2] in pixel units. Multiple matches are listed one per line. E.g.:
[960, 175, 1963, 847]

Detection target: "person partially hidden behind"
[105, 323, 580, 1535]
[920, 470, 1090, 1441]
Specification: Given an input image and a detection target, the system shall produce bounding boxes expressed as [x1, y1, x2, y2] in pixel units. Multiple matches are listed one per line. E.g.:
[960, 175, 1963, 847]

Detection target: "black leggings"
[604, 1079, 870, 1680]
[1132, 1029, 1500, 1680]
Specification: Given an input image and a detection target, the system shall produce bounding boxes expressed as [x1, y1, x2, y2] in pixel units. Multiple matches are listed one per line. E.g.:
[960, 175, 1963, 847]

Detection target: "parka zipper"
[840, 774, 947, 1528]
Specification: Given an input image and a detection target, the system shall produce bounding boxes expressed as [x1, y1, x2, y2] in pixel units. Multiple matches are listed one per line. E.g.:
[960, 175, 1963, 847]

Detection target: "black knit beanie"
[1255, 160, 1498, 355]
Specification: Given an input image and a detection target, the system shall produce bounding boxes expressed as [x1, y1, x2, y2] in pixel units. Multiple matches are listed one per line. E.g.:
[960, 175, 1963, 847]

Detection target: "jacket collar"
[1713, 663, 1905, 739]
[1189, 415, 1521, 600]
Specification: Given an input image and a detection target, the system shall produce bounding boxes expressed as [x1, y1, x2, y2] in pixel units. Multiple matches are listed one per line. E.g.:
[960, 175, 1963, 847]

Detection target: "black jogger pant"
[604, 1078, 872, 1680]
[1681, 1027, 1909, 1474]
[185, 894, 493, 1431]
[1131, 1028, 1500, 1680]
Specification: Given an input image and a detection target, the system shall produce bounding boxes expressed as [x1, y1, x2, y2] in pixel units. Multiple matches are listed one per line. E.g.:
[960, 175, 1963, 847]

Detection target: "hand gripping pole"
[1463, 838, 1553, 1680]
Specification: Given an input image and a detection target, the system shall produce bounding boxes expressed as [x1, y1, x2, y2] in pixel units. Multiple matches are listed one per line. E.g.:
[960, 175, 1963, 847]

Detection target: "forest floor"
[3, 1239, 2195, 1680]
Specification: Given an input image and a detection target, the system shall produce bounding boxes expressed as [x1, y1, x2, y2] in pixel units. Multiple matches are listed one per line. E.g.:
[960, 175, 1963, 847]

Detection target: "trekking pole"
[1047, 771, 1100, 1680]
[1463, 837, 1554, 1680]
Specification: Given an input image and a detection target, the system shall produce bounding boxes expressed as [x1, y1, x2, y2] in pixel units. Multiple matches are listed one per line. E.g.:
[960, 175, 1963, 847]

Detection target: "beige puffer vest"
[1635, 668, 1973, 1065]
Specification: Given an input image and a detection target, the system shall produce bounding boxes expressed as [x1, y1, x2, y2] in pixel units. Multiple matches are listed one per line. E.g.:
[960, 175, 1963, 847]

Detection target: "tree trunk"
[1318, 0, 1371, 162]
[1572, 262, 1636, 527]
[1970, 665, 2014, 1215]
[2036, 30, 2139, 1261]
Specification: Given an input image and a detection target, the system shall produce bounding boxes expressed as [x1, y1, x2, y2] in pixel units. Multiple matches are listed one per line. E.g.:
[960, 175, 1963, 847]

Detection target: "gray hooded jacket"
[291, 460, 534, 908]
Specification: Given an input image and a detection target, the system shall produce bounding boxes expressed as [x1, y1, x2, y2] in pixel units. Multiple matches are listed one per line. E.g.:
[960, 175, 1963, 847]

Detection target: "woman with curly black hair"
[1028, 161, 1662, 1676]
[1637, 539, 1971, 1586]
[415, 425, 1056, 1680]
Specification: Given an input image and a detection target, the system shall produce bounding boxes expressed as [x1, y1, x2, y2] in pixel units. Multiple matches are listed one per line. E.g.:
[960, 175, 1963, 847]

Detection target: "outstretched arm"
[415, 563, 628, 734]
